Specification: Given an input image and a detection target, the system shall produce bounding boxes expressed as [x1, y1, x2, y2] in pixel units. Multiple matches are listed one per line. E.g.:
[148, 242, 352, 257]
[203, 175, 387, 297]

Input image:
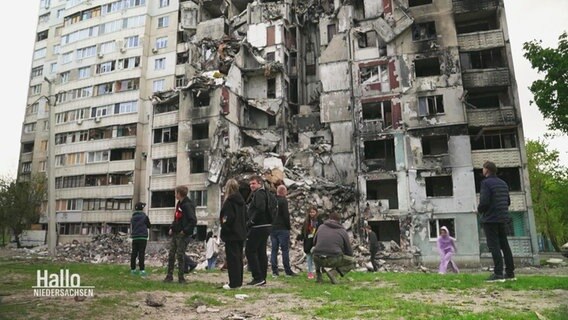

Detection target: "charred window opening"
[473, 168, 522, 192]
[310, 136, 325, 145]
[151, 190, 175, 208]
[109, 173, 130, 185]
[418, 95, 444, 116]
[153, 126, 178, 144]
[360, 64, 389, 91]
[327, 24, 337, 43]
[425, 176, 453, 197]
[267, 78, 276, 98]
[429, 219, 455, 239]
[366, 179, 399, 209]
[85, 174, 108, 187]
[469, 128, 517, 150]
[176, 51, 189, 64]
[22, 142, 34, 153]
[362, 100, 392, 125]
[465, 89, 511, 109]
[460, 48, 504, 70]
[364, 139, 396, 171]
[415, 57, 441, 77]
[37, 30, 49, 41]
[153, 157, 176, 175]
[412, 21, 437, 41]
[268, 115, 276, 126]
[289, 78, 298, 103]
[190, 154, 206, 173]
[455, 14, 498, 34]
[409, 0, 432, 7]
[193, 90, 210, 107]
[175, 76, 188, 88]
[358, 31, 378, 48]
[422, 135, 448, 155]
[369, 220, 401, 244]
[266, 52, 275, 62]
[155, 101, 179, 114]
[192, 122, 209, 140]
[110, 148, 135, 161]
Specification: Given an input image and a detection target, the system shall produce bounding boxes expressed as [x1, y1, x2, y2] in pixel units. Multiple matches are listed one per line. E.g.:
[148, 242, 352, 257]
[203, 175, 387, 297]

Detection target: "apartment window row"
[31, 66, 43, 79]
[55, 172, 132, 189]
[38, 13, 50, 24]
[151, 190, 207, 208]
[64, 6, 101, 27]
[23, 123, 36, 134]
[26, 103, 39, 115]
[60, 15, 145, 45]
[56, 86, 92, 103]
[55, 107, 90, 124]
[55, 152, 85, 167]
[94, 78, 140, 96]
[21, 162, 32, 174]
[102, 0, 146, 15]
[155, 100, 179, 114]
[30, 84, 42, 95]
[33, 48, 47, 60]
[55, 123, 137, 145]
[56, 198, 133, 211]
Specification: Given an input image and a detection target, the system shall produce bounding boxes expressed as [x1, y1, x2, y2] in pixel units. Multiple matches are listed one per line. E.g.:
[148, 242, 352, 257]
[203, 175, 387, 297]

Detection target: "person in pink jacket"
[437, 226, 459, 274]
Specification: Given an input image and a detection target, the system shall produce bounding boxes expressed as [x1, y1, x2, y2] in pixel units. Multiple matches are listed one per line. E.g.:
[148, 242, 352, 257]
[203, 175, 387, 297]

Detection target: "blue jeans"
[270, 229, 292, 275]
[207, 256, 217, 270]
[306, 253, 314, 273]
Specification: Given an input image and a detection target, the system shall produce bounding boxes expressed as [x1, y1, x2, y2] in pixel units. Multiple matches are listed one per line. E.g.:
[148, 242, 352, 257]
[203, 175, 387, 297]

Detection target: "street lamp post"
[44, 77, 56, 256]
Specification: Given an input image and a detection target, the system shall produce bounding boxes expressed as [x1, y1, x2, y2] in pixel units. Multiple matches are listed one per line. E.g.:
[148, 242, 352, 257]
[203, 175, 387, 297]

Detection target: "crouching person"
[312, 212, 356, 284]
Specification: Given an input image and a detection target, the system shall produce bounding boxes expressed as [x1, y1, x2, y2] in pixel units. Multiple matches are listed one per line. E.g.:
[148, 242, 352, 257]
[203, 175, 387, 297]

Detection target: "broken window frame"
[473, 167, 522, 192]
[22, 142, 35, 153]
[189, 153, 206, 174]
[412, 21, 437, 41]
[409, 0, 433, 7]
[365, 179, 399, 209]
[189, 190, 207, 207]
[153, 126, 178, 144]
[418, 95, 444, 116]
[362, 100, 393, 127]
[155, 101, 179, 114]
[425, 175, 453, 197]
[357, 30, 378, 49]
[429, 218, 456, 240]
[327, 24, 337, 43]
[469, 128, 517, 150]
[267, 78, 276, 99]
[153, 157, 177, 175]
[360, 64, 390, 91]
[415, 57, 441, 77]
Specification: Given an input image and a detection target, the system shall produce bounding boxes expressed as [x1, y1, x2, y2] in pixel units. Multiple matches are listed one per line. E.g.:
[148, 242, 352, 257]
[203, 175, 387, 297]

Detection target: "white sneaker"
[222, 284, 232, 290]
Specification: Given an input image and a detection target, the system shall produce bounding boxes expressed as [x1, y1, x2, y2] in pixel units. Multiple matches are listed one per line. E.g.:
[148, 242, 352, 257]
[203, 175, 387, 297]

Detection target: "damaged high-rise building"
[19, 0, 538, 265]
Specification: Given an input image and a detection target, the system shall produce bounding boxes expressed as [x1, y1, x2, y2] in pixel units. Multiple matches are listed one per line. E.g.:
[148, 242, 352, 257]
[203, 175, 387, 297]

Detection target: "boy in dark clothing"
[271, 185, 296, 277]
[478, 161, 516, 282]
[164, 186, 197, 284]
[245, 175, 272, 286]
[131, 202, 151, 276]
[365, 224, 380, 272]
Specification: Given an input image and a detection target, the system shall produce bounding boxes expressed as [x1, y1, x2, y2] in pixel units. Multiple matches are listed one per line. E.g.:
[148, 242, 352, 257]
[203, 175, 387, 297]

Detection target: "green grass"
[1, 257, 567, 320]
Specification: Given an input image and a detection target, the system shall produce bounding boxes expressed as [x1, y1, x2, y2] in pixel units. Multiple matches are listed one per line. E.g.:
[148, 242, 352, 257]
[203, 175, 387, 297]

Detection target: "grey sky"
[0, 1, 567, 178]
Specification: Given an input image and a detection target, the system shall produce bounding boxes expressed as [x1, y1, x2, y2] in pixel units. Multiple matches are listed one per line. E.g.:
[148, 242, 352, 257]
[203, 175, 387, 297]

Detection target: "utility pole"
[44, 77, 56, 256]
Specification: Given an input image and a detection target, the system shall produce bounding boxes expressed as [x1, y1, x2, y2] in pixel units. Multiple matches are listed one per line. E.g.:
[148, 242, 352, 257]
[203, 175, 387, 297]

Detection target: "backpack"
[265, 189, 278, 223]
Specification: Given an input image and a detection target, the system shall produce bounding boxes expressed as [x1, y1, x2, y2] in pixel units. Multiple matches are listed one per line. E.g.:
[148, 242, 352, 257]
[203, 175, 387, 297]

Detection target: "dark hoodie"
[312, 219, 353, 257]
[220, 192, 247, 242]
[131, 211, 151, 240]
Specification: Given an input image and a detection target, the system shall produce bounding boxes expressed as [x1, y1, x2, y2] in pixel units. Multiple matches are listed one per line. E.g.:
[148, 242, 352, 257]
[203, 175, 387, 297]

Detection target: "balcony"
[467, 106, 517, 127]
[149, 208, 175, 224]
[475, 192, 526, 212]
[471, 149, 521, 168]
[458, 30, 504, 51]
[462, 68, 510, 88]
[360, 119, 384, 136]
[453, 0, 498, 15]
[81, 211, 132, 223]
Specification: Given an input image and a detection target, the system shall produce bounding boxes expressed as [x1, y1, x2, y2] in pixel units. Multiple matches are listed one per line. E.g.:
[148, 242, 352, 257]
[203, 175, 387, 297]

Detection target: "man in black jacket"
[130, 202, 151, 276]
[478, 161, 515, 282]
[270, 185, 295, 277]
[164, 185, 197, 284]
[245, 175, 272, 286]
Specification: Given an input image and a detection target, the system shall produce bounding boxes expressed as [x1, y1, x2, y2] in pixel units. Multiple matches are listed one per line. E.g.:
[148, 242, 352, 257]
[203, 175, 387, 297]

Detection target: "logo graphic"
[33, 269, 94, 297]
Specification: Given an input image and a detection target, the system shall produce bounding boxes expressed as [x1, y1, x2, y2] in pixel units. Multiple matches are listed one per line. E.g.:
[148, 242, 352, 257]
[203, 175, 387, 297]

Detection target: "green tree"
[526, 140, 568, 251]
[0, 175, 47, 248]
[523, 32, 568, 133]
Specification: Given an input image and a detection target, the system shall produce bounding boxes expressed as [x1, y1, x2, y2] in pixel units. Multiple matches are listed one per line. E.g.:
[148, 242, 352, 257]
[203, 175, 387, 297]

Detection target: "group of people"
[129, 160, 516, 286]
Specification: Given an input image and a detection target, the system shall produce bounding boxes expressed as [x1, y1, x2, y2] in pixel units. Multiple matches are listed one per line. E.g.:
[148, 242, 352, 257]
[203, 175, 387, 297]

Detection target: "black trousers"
[245, 226, 271, 282]
[225, 240, 245, 288]
[483, 223, 515, 276]
[369, 247, 379, 271]
[131, 239, 147, 271]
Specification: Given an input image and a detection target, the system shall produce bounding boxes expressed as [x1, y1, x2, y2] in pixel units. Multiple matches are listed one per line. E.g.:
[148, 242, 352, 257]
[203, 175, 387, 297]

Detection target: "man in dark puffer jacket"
[130, 202, 151, 276]
[478, 161, 515, 282]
